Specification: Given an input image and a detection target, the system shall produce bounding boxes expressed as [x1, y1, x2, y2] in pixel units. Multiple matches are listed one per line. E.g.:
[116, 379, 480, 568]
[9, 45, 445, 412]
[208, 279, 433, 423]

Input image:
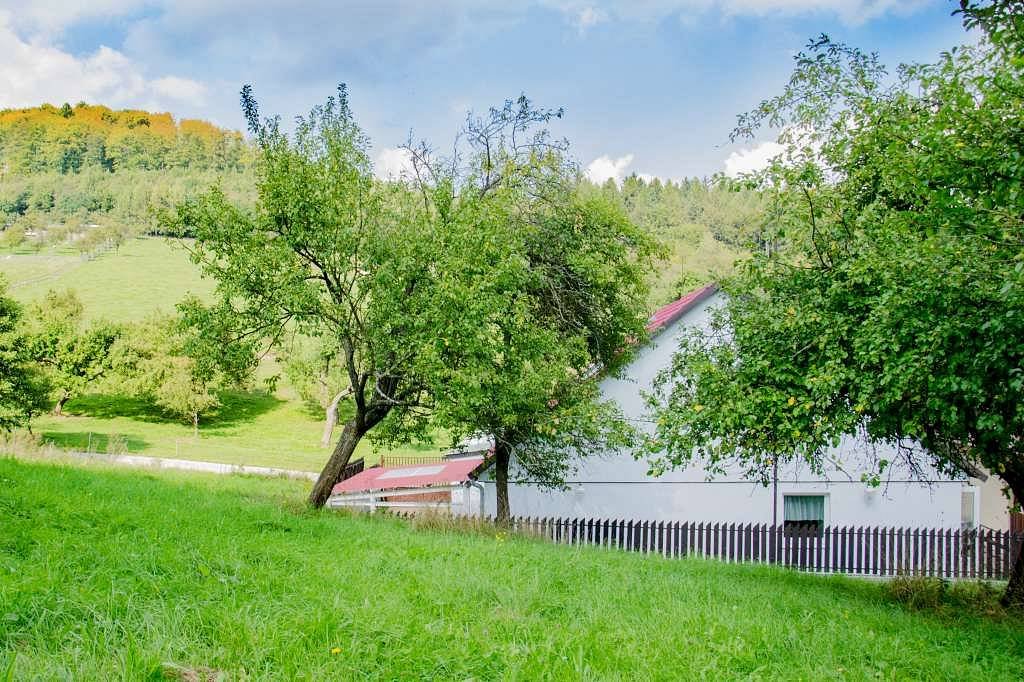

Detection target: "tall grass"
[1, 459, 1021, 679]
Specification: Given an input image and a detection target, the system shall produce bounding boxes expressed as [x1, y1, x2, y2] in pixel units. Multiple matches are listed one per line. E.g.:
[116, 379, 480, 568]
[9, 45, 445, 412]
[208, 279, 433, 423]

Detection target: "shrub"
[886, 575, 947, 610]
[947, 580, 1003, 614]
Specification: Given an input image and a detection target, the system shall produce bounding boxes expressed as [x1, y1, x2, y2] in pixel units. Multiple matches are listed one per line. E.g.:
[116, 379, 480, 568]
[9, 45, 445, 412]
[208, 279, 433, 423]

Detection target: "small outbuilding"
[326, 454, 487, 515]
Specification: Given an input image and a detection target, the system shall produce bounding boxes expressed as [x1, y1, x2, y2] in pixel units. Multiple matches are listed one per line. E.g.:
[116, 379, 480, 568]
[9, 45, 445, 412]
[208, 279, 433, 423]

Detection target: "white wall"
[480, 291, 976, 529]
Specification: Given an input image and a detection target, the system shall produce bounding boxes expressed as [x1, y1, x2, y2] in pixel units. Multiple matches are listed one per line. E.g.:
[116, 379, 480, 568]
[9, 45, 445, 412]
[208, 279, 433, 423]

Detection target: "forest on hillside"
[0, 103, 758, 294]
[0, 102, 250, 174]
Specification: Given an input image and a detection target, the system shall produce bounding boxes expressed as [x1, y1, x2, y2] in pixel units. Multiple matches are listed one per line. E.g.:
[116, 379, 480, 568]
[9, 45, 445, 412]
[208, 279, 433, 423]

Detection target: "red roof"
[330, 457, 485, 495]
[645, 283, 718, 335]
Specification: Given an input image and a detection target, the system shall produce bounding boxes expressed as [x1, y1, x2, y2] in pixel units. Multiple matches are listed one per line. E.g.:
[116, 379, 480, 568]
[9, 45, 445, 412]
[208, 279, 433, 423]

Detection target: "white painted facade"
[479, 291, 987, 529]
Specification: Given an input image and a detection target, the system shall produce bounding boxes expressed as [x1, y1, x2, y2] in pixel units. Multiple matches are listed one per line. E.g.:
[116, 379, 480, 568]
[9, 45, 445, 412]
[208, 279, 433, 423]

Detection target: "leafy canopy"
[0, 279, 49, 430]
[647, 1, 1024, 498]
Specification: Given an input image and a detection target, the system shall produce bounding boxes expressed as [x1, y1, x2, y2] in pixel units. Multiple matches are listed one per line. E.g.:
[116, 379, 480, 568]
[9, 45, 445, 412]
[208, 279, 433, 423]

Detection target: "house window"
[961, 491, 975, 530]
[783, 495, 825, 536]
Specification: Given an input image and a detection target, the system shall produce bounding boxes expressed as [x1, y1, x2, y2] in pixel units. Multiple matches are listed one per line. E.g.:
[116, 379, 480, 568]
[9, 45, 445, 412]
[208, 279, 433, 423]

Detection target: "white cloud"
[574, 6, 608, 33]
[374, 146, 417, 181]
[541, 0, 927, 28]
[585, 154, 634, 185]
[716, 0, 927, 26]
[0, 2, 141, 37]
[723, 141, 784, 177]
[0, 16, 207, 110]
[151, 76, 208, 104]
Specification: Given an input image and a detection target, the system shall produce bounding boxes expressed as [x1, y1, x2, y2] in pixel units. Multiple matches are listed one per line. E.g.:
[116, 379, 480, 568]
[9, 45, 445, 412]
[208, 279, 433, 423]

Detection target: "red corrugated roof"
[645, 283, 718, 335]
[330, 457, 485, 495]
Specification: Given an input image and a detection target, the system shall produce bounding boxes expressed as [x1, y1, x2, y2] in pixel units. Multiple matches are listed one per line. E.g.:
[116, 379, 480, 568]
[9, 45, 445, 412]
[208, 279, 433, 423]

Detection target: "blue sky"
[0, 1, 967, 179]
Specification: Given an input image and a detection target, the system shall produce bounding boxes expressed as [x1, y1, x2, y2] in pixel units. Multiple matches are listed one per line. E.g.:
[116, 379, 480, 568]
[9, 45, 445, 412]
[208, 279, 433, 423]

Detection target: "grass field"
[1, 458, 1022, 680]
[1, 236, 441, 469]
[1, 237, 215, 322]
[32, 390, 446, 471]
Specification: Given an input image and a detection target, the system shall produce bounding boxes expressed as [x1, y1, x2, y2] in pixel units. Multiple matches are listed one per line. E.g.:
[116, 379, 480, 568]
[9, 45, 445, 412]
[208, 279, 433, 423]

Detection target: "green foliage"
[647, 1, 1024, 604]
[1, 459, 1022, 679]
[281, 338, 348, 415]
[0, 168, 256, 251]
[886, 576, 948, 611]
[650, 2, 1024, 480]
[584, 176, 752, 306]
[165, 85, 459, 503]
[886, 576, 1005, 617]
[111, 314, 254, 433]
[0, 103, 251, 175]
[406, 101, 658, 507]
[0, 281, 48, 429]
[23, 289, 121, 414]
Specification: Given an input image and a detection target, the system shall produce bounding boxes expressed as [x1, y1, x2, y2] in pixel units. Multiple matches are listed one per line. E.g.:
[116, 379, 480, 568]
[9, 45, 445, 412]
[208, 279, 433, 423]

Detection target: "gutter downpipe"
[469, 480, 486, 518]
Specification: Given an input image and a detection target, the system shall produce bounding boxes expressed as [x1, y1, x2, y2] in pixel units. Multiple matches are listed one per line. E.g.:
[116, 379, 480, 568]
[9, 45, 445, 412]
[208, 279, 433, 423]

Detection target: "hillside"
[0, 102, 755, 472]
[3, 237, 213, 322]
[0, 103, 250, 174]
[1, 458, 1020, 679]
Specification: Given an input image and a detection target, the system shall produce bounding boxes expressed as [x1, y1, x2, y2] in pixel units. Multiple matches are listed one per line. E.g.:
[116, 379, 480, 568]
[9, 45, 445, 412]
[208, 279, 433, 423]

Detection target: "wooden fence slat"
[931, 529, 939, 577]
[952, 529, 959, 579]
[1002, 530, 1010, 580]
[800, 525, 809, 570]
[823, 524, 831, 573]
[878, 526, 885, 576]
[912, 529, 920, 577]
[876, 527, 885, 577]
[490, 516, 1010, 580]
[987, 528, 995, 580]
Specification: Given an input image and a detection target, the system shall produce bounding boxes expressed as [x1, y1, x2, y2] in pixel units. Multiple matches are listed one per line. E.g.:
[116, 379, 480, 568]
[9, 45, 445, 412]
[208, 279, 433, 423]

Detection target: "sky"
[0, 1, 969, 181]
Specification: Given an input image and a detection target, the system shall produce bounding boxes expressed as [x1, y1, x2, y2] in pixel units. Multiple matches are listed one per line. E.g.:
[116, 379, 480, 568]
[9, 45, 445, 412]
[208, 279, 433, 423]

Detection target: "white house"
[477, 285, 1010, 531]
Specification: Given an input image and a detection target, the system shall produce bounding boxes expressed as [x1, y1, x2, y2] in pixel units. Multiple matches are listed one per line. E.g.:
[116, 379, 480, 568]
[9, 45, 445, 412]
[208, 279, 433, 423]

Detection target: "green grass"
[33, 391, 446, 471]
[2, 458, 1022, 680]
[1, 235, 440, 469]
[0, 237, 216, 322]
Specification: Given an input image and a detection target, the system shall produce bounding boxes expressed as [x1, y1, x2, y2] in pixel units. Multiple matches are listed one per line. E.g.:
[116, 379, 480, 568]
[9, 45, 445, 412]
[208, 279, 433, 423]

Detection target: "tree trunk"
[494, 440, 511, 525]
[192, 412, 199, 439]
[308, 419, 364, 508]
[1001, 472, 1024, 609]
[320, 391, 345, 448]
[53, 391, 70, 416]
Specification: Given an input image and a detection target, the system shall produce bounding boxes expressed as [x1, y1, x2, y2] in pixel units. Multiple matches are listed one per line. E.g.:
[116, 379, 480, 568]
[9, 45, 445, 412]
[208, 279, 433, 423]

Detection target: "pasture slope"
[0, 237, 443, 470]
[1, 458, 1022, 680]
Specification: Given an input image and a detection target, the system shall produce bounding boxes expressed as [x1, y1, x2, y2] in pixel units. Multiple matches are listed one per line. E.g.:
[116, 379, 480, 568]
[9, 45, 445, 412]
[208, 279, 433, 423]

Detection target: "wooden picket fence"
[378, 455, 446, 468]
[493, 517, 1023, 580]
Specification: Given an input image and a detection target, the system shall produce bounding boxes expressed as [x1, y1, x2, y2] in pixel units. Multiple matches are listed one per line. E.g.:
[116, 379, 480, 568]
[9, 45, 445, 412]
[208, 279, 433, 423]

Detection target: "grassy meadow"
[0, 237, 443, 469]
[31, 390, 445, 471]
[2, 237, 216, 323]
[0, 233, 733, 471]
[1, 457, 1022, 680]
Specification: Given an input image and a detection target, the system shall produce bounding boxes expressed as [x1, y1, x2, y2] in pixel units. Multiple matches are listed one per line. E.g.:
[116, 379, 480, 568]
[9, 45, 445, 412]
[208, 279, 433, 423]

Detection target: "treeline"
[0, 168, 255, 253]
[0, 104, 256, 255]
[0, 286, 250, 435]
[0, 103, 251, 174]
[588, 175, 762, 304]
[0, 104, 759, 295]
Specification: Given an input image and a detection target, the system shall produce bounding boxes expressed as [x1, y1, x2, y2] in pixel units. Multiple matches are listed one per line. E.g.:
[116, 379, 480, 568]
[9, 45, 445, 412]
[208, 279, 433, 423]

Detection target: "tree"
[25, 289, 120, 415]
[282, 337, 351, 447]
[167, 85, 478, 507]
[407, 100, 658, 521]
[112, 313, 251, 436]
[647, 1, 1024, 606]
[0, 280, 49, 430]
